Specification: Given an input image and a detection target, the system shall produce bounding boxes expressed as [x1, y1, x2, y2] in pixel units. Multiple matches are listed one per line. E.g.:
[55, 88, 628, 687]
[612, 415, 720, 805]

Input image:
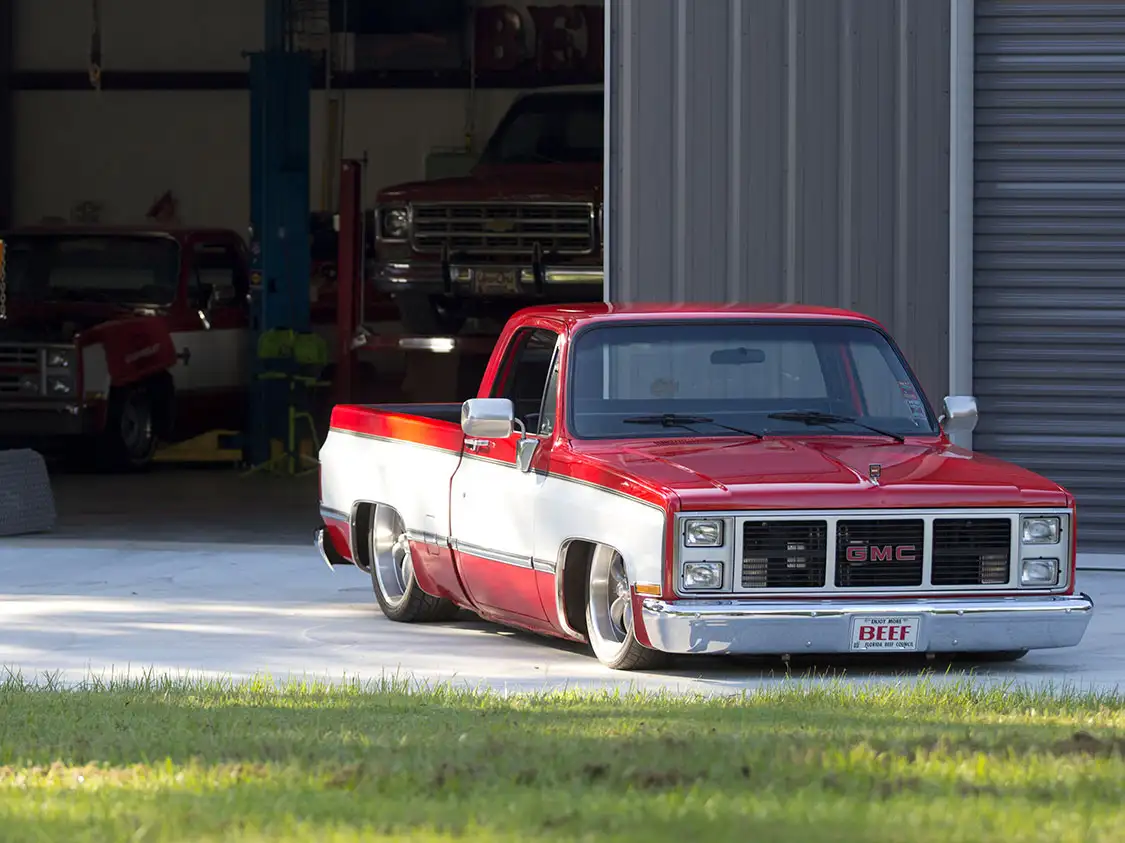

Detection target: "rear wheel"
[584, 545, 666, 671]
[369, 506, 458, 622]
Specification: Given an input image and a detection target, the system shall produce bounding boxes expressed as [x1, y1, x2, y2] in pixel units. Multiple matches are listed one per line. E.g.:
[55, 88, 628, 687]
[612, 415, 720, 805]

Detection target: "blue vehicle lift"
[244, 0, 312, 466]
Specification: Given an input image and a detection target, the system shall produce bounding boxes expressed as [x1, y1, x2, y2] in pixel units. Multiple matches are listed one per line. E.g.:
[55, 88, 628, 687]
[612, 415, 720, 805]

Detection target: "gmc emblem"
[845, 544, 917, 563]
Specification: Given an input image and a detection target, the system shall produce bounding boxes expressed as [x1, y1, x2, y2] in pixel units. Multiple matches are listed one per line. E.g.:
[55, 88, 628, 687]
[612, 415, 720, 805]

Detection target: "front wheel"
[369, 506, 459, 623]
[584, 546, 666, 671]
[98, 385, 158, 471]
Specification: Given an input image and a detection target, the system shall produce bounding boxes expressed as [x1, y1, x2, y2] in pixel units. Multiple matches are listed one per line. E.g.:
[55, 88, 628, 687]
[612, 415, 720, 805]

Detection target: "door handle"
[465, 438, 491, 452]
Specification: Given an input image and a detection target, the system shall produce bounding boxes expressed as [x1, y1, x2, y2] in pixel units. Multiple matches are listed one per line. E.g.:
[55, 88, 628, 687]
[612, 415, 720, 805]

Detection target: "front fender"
[82, 316, 178, 388]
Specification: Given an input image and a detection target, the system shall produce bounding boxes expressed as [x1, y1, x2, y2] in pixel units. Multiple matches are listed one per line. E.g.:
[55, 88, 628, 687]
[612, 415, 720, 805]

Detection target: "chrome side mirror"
[461, 397, 515, 439]
[940, 395, 978, 433]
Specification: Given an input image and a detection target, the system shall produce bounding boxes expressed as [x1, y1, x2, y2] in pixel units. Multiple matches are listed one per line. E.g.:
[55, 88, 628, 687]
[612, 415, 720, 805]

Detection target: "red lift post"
[334, 159, 363, 405]
[333, 158, 505, 406]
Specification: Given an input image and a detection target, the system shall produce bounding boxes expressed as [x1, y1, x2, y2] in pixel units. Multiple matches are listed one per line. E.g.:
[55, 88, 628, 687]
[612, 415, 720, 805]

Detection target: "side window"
[192, 242, 247, 307]
[490, 327, 560, 433]
[537, 355, 561, 436]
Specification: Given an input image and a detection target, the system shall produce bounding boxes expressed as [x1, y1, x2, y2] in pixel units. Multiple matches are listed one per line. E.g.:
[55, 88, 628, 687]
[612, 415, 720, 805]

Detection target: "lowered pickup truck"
[315, 303, 1094, 670]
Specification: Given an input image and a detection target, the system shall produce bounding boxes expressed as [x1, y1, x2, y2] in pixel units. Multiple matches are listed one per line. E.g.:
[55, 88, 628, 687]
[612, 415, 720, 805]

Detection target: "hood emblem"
[485, 218, 515, 233]
[868, 463, 882, 484]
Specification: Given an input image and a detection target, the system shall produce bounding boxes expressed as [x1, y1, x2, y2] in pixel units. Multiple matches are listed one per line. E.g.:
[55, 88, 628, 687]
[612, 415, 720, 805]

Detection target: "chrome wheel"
[367, 506, 459, 623]
[589, 549, 631, 646]
[585, 545, 665, 671]
[371, 508, 414, 611]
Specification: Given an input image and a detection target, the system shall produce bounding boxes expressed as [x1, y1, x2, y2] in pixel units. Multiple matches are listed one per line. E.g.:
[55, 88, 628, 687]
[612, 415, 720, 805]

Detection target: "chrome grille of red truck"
[931, 518, 1013, 585]
[727, 512, 1031, 594]
[740, 520, 828, 588]
[410, 202, 595, 256]
[835, 518, 926, 587]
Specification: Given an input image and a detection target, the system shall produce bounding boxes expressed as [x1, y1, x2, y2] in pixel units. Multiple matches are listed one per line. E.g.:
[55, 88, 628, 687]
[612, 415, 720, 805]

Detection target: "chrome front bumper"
[640, 593, 1095, 656]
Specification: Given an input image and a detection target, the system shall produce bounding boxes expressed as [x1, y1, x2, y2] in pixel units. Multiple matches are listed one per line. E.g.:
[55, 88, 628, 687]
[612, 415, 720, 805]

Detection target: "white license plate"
[849, 616, 920, 651]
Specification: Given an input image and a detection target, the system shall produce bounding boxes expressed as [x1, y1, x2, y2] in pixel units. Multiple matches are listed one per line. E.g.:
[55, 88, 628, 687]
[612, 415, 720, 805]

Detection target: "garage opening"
[1, 0, 606, 544]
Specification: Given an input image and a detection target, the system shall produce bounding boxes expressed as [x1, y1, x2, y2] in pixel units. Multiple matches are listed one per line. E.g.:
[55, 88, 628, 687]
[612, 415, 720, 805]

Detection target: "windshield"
[567, 321, 939, 440]
[2, 234, 181, 305]
[478, 91, 603, 166]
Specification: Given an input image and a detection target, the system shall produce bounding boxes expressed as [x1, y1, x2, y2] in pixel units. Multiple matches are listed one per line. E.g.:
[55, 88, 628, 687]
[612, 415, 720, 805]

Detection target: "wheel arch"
[348, 499, 391, 574]
[555, 537, 629, 641]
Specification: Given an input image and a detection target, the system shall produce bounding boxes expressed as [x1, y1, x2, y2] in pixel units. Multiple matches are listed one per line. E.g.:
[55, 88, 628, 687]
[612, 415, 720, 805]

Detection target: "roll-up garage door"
[974, 0, 1125, 550]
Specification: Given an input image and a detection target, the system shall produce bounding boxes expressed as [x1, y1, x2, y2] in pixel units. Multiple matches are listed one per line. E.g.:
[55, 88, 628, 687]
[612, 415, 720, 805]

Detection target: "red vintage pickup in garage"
[315, 303, 1094, 670]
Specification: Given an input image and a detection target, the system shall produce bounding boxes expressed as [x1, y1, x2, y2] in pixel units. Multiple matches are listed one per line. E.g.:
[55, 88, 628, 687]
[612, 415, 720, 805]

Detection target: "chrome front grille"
[741, 520, 827, 588]
[410, 202, 595, 256]
[727, 511, 1026, 595]
[0, 345, 41, 394]
[0, 346, 39, 366]
[931, 518, 1012, 586]
[835, 518, 925, 587]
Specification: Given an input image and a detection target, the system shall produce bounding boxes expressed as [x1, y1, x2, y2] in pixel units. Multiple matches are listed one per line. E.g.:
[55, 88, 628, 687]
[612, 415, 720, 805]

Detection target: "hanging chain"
[0, 239, 7, 321]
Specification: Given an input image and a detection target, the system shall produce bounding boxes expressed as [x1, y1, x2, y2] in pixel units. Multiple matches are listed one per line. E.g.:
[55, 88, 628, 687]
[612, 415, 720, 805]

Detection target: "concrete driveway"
[2, 537, 1121, 695]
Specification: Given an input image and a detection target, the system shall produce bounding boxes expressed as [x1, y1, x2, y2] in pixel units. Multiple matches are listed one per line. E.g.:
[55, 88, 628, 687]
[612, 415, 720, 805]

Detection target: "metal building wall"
[973, 0, 1125, 550]
[606, 0, 952, 406]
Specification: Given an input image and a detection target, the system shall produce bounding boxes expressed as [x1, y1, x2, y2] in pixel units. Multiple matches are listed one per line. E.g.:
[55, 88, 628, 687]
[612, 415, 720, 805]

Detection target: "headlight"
[46, 349, 72, 368]
[684, 518, 723, 547]
[47, 376, 73, 395]
[19, 375, 39, 394]
[1021, 516, 1060, 544]
[682, 561, 723, 590]
[381, 207, 409, 239]
[1021, 557, 1060, 587]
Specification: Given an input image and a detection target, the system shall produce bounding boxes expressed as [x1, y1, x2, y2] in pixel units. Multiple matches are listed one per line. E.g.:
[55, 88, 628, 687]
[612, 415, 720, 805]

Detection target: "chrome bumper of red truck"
[639, 593, 1095, 656]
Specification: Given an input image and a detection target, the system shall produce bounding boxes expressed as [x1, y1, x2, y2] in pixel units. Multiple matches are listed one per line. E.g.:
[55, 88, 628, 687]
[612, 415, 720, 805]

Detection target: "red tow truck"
[0, 225, 254, 469]
[0, 217, 394, 470]
[370, 85, 605, 334]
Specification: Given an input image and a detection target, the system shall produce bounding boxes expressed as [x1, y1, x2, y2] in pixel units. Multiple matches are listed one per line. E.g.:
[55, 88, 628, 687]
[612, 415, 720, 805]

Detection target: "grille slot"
[740, 520, 828, 589]
[835, 519, 924, 587]
[410, 202, 595, 256]
[932, 518, 1013, 586]
[0, 346, 39, 366]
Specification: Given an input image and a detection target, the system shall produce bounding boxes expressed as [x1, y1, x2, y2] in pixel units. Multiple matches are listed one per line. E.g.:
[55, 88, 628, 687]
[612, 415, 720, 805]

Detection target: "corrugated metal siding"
[607, 0, 952, 406]
[974, 0, 1125, 550]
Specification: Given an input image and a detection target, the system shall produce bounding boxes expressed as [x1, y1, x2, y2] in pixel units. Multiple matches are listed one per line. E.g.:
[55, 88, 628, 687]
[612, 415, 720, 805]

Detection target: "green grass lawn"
[1, 673, 1124, 842]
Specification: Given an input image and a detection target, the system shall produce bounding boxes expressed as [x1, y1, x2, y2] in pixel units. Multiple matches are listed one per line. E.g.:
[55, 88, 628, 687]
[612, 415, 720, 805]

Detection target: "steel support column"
[245, 0, 311, 465]
[0, 0, 13, 231]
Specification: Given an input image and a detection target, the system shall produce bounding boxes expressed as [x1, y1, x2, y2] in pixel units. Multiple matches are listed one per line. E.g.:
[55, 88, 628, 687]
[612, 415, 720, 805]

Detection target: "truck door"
[170, 238, 251, 436]
[449, 326, 560, 623]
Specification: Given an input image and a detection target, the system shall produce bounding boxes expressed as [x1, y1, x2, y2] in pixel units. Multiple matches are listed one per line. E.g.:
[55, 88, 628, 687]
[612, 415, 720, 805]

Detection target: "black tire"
[584, 545, 666, 671]
[395, 293, 466, 336]
[369, 506, 459, 623]
[98, 384, 159, 471]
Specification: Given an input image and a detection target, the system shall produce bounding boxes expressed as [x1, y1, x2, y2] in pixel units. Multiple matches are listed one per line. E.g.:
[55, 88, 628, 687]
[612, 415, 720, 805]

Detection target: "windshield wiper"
[622, 414, 762, 438]
[766, 410, 905, 444]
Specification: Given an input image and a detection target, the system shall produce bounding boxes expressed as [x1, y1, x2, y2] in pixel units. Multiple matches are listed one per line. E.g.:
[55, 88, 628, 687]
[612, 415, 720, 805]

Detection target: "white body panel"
[81, 343, 109, 396]
[319, 426, 669, 588]
[534, 473, 666, 586]
[169, 328, 249, 392]
[318, 431, 461, 546]
[450, 454, 538, 564]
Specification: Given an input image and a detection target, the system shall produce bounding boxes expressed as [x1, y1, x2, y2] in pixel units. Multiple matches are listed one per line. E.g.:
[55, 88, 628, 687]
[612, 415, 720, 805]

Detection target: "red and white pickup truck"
[315, 303, 1094, 670]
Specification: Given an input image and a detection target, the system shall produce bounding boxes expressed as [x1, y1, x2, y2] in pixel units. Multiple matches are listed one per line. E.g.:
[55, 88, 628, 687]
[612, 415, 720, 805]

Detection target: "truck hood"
[574, 436, 1070, 510]
[377, 163, 602, 204]
[0, 302, 136, 343]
